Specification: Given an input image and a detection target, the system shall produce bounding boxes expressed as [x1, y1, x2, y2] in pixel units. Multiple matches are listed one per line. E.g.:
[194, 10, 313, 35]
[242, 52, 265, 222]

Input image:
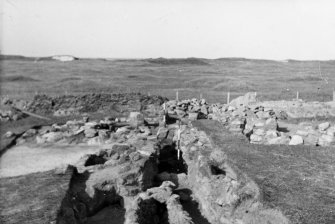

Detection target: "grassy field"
[0, 167, 73, 224]
[1, 57, 335, 103]
[193, 120, 335, 224]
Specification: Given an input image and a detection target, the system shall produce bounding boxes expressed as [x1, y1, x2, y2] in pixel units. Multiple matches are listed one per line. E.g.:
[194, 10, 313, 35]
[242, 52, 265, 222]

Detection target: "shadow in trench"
[157, 142, 188, 174]
[86, 203, 125, 224]
[136, 198, 169, 224]
[57, 168, 125, 224]
[174, 189, 211, 224]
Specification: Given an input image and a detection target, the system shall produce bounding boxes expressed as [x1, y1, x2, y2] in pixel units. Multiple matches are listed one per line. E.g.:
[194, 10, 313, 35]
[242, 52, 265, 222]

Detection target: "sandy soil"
[0, 144, 101, 178]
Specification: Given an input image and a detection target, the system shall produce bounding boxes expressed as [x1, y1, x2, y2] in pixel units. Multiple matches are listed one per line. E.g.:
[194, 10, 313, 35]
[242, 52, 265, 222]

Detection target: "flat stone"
[188, 112, 199, 121]
[254, 128, 265, 136]
[22, 129, 37, 138]
[227, 106, 236, 111]
[266, 130, 278, 138]
[175, 109, 186, 117]
[129, 152, 141, 161]
[318, 134, 334, 146]
[84, 129, 97, 138]
[128, 112, 145, 128]
[256, 111, 271, 119]
[231, 119, 244, 125]
[326, 127, 335, 137]
[87, 136, 103, 145]
[98, 130, 110, 140]
[115, 126, 130, 135]
[84, 121, 98, 128]
[318, 122, 330, 131]
[265, 118, 278, 130]
[254, 122, 265, 128]
[201, 105, 208, 115]
[250, 134, 263, 143]
[36, 135, 46, 144]
[4, 131, 15, 138]
[157, 127, 169, 140]
[289, 135, 304, 145]
[304, 134, 319, 146]
[42, 132, 64, 143]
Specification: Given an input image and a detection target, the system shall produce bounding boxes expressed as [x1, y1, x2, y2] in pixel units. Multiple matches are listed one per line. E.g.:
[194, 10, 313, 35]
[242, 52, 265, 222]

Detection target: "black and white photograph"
[0, 0, 334, 223]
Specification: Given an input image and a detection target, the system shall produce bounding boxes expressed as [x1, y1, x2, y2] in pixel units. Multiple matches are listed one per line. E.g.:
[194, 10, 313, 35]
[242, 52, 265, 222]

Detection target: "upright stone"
[128, 112, 145, 128]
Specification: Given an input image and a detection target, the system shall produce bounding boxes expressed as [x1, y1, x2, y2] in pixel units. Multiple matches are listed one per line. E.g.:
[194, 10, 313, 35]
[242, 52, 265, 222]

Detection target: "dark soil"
[26, 93, 167, 115]
[2, 76, 40, 82]
[193, 120, 335, 224]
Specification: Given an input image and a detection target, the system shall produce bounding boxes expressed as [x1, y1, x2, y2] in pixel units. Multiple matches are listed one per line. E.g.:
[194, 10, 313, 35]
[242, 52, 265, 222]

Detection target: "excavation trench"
[57, 126, 235, 224]
[136, 198, 169, 224]
[57, 170, 126, 224]
[174, 189, 211, 224]
[157, 140, 188, 174]
[153, 137, 212, 224]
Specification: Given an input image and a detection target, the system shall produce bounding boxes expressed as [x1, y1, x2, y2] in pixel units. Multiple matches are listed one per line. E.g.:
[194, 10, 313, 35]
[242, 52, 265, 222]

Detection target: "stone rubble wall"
[164, 93, 335, 147]
[177, 123, 289, 224]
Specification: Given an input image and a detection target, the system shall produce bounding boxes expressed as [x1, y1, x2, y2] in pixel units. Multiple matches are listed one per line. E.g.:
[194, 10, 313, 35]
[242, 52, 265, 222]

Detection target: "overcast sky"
[1, 0, 335, 60]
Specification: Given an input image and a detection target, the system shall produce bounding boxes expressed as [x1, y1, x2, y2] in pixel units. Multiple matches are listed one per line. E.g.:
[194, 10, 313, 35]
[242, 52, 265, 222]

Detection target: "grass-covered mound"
[193, 119, 335, 224]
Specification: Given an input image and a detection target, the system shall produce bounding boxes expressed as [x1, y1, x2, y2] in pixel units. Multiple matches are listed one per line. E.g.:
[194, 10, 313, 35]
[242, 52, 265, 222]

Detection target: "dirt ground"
[0, 144, 102, 178]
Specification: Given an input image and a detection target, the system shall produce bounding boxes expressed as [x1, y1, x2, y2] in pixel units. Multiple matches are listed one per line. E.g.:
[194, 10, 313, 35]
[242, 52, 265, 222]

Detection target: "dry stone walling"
[1, 92, 335, 224]
[163, 92, 335, 147]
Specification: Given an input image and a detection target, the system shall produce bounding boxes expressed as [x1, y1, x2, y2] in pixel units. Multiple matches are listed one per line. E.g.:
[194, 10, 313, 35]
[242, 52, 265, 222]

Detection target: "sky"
[1, 0, 335, 60]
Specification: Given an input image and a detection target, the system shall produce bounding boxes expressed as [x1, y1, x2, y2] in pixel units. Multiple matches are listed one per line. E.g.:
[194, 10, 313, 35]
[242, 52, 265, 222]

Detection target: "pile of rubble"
[26, 93, 167, 115]
[0, 108, 25, 122]
[0, 98, 29, 122]
[15, 112, 160, 148]
[162, 93, 335, 147]
[4, 91, 334, 224]
[165, 98, 210, 120]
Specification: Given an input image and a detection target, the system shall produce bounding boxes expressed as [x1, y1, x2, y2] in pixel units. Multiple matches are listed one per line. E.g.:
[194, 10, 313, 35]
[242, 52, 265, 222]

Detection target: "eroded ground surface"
[0, 144, 101, 177]
[1, 92, 335, 224]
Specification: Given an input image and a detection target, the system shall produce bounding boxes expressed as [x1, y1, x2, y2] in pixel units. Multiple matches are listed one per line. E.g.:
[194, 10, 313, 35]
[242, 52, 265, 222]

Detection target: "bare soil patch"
[1, 75, 39, 82]
[0, 144, 101, 178]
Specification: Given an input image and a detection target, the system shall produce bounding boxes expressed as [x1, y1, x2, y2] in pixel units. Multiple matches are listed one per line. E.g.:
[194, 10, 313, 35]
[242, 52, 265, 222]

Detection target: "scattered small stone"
[4, 131, 15, 138]
[129, 152, 141, 161]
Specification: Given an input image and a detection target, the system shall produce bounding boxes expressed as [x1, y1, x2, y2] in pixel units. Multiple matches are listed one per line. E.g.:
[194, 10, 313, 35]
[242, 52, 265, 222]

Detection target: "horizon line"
[1, 54, 334, 62]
